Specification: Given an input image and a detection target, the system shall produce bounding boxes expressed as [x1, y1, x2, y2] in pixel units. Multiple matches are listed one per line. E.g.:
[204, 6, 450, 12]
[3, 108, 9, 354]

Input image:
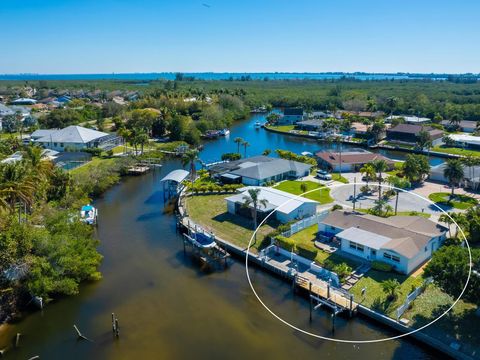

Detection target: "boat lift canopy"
[160, 169, 190, 184]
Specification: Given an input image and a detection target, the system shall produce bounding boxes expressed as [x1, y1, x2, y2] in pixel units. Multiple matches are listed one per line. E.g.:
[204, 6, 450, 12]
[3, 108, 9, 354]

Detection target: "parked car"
[316, 169, 332, 180]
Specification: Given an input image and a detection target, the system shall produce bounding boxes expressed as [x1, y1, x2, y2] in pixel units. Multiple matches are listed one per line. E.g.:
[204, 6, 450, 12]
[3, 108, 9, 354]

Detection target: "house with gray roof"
[318, 211, 447, 274]
[226, 186, 318, 223]
[33, 125, 121, 152]
[210, 155, 312, 186]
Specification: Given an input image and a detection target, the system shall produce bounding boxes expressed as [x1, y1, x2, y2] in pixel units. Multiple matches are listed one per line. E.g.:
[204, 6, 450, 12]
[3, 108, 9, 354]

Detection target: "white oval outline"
[245, 182, 472, 343]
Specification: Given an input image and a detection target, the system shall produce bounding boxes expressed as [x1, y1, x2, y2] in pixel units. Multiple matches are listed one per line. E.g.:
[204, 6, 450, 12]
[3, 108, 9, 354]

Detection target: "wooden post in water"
[15, 333, 21, 348]
[115, 318, 120, 338]
[331, 312, 336, 333]
[327, 284, 330, 299]
[112, 313, 116, 334]
[309, 282, 313, 322]
[349, 294, 353, 317]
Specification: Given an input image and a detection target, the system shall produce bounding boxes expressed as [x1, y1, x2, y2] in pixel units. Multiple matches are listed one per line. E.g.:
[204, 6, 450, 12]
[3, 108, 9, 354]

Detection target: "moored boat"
[80, 204, 98, 225]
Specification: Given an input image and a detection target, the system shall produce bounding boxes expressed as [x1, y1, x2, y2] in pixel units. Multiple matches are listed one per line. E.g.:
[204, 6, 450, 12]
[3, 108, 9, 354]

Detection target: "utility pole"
[353, 177, 357, 211]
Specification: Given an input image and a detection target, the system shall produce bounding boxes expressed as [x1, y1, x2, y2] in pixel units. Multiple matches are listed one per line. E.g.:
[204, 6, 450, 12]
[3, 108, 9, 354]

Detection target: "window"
[349, 241, 364, 252]
[425, 246, 428, 252]
[383, 252, 400, 263]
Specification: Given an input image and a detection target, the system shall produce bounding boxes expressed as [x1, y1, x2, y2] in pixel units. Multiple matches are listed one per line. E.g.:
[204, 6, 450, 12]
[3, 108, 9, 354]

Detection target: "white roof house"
[318, 211, 448, 274]
[448, 134, 480, 147]
[33, 125, 120, 152]
[225, 186, 318, 223]
[386, 115, 431, 124]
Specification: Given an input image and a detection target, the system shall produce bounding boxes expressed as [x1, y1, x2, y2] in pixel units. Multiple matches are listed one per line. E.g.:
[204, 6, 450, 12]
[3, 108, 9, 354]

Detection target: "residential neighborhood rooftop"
[315, 149, 393, 166]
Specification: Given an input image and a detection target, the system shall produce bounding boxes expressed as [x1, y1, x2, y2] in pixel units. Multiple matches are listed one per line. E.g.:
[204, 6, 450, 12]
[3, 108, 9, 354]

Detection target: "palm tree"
[242, 188, 268, 241]
[443, 159, 464, 197]
[182, 149, 199, 185]
[381, 279, 400, 300]
[23, 145, 53, 180]
[385, 96, 398, 118]
[360, 163, 376, 188]
[117, 128, 131, 154]
[372, 159, 388, 200]
[372, 199, 390, 217]
[0, 162, 36, 214]
[234, 137, 244, 155]
[439, 213, 454, 238]
[243, 141, 250, 158]
[461, 155, 476, 185]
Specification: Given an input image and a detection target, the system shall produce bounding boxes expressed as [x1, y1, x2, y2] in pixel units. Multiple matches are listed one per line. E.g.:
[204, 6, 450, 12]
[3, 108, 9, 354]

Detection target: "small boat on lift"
[219, 128, 230, 136]
[80, 204, 98, 225]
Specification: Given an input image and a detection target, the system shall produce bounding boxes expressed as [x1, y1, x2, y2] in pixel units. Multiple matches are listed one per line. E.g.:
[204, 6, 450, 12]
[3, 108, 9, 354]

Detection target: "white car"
[316, 170, 332, 180]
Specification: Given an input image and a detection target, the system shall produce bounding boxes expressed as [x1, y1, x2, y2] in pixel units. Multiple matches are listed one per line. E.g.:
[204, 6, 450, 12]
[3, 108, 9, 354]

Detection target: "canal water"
[0, 114, 444, 359]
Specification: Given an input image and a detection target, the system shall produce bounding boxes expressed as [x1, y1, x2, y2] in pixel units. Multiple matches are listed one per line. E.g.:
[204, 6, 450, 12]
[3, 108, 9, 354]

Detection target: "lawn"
[355, 208, 431, 219]
[289, 224, 360, 269]
[428, 192, 478, 210]
[268, 125, 295, 132]
[332, 174, 349, 183]
[403, 284, 479, 355]
[350, 270, 424, 318]
[273, 180, 333, 204]
[432, 146, 480, 157]
[185, 194, 276, 252]
[70, 157, 116, 175]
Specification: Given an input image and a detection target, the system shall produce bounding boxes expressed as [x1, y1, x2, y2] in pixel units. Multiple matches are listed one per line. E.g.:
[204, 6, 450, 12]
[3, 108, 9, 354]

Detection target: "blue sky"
[1, 0, 479, 74]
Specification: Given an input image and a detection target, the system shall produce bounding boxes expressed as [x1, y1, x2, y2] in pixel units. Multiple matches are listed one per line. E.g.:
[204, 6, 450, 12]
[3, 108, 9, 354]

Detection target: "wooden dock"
[128, 166, 151, 175]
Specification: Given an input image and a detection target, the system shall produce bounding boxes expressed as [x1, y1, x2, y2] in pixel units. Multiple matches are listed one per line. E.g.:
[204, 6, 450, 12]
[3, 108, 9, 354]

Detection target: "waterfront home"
[446, 134, 480, 150]
[430, 162, 479, 190]
[33, 125, 121, 152]
[318, 211, 448, 274]
[209, 156, 312, 186]
[226, 186, 318, 223]
[278, 107, 305, 124]
[315, 149, 394, 172]
[295, 119, 325, 131]
[386, 115, 431, 124]
[441, 120, 478, 133]
[386, 124, 443, 145]
[338, 110, 385, 119]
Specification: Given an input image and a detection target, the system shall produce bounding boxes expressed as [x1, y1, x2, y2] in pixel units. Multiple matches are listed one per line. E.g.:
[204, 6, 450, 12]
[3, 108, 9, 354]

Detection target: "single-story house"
[430, 162, 480, 190]
[295, 119, 324, 131]
[226, 186, 318, 223]
[318, 211, 448, 274]
[210, 156, 312, 186]
[386, 124, 443, 145]
[386, 115, 431, 124]
[33, 125, 121, 152]
[278, 108, 305, 124]
[447, 134, 480, 150]
[316, 149, 394, 172]
[441, 120, 478, 133]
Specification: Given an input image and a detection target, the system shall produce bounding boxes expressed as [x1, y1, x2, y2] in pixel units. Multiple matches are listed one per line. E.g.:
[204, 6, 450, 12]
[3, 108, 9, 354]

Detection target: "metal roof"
[160, 169, 189, 183]
[35, 125, 110, 144]
[336, 227, 391, 250]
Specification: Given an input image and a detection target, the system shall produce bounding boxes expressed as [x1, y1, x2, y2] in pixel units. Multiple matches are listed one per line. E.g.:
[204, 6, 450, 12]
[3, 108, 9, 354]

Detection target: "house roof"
[441, 120, 478, 129]
[31, 129, 58, 139]
[315, 150, 393, 166]
[431, 162, 478, 180]
[225, 186, 318, 215]
[387, 124, 443, 139]
[36, 126, 109, 144]
[296, 119, 324, 128]
[0, 104, 14, 116]
[387, 115, 431, 123]
[229, 158, 311, 181]
[449, 134, 480, 146]
[321, 211, 447, 259]
[284, 108, 304, 116]
[337, 227, 392, 250]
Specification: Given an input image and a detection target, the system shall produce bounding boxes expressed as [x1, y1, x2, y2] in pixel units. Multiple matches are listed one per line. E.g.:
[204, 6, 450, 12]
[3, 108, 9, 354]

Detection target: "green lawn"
[350, 270, 424, 317]
[403, 284, 479, 354]
[355, 208, 431, 219]
[268, 125, 295, 132]
[428, 192, 478, 210]
[432, 146, 480, 157]
[289, 224, 360, 269]
[185, 194, 276, 252]
[273, 180, 333, 204]
[70, 157, 116, 175]
[332, 173, 349, 183]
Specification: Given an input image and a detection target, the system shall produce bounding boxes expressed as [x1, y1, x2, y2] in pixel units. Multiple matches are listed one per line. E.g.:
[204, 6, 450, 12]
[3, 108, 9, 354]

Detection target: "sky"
[1, 0, 479, 74]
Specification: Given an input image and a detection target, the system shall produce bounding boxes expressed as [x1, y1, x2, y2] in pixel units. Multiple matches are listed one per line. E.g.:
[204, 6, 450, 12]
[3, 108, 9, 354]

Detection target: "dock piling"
[309, 282, 313, 322]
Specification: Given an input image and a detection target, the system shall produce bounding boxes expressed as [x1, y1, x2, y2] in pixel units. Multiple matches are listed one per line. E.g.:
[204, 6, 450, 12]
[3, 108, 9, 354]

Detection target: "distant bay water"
[0, 72, 465, 81]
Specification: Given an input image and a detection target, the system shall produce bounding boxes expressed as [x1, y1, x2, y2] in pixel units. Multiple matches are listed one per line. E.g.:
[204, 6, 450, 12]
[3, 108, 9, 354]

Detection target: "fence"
[396, 277, 433, 321]
[281, 210, 330, 238]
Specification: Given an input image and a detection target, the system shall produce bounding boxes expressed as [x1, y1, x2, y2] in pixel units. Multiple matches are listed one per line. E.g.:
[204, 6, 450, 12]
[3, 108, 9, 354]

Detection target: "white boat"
[80, 204, 98, 225]
[254, 121, 262, 129]
[220, 128, 230, 136]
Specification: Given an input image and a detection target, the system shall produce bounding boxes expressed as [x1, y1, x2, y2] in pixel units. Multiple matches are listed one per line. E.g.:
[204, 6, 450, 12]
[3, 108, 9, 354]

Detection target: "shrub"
[372, 260, 393, 272]
[84, 147, 103, 157]
[275, 235, 295, 252]
[221, 152, 241, 161]
[296, 245, 317, 260]
[331, 204, 343, 211]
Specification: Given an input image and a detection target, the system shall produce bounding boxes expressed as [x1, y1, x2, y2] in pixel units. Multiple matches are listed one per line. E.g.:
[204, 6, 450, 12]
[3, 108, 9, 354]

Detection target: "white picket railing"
[396, 277, 433, 321]
[281, 211, 329, 238]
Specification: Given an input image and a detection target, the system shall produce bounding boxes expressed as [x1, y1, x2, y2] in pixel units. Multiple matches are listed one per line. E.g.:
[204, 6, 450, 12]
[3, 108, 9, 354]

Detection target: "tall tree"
[242, 188, 268, 241]
[372, 159, 388, 200]
[182, 149, 199, 185]
[443, 159, 464, 196]
[234, 137, 244, 154]
[416, 130, 432, 151]
[243, 141, 250, 158]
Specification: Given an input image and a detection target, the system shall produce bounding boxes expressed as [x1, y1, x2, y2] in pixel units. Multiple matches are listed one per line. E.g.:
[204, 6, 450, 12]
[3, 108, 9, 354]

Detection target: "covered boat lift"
[160, 169, 190, 201]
